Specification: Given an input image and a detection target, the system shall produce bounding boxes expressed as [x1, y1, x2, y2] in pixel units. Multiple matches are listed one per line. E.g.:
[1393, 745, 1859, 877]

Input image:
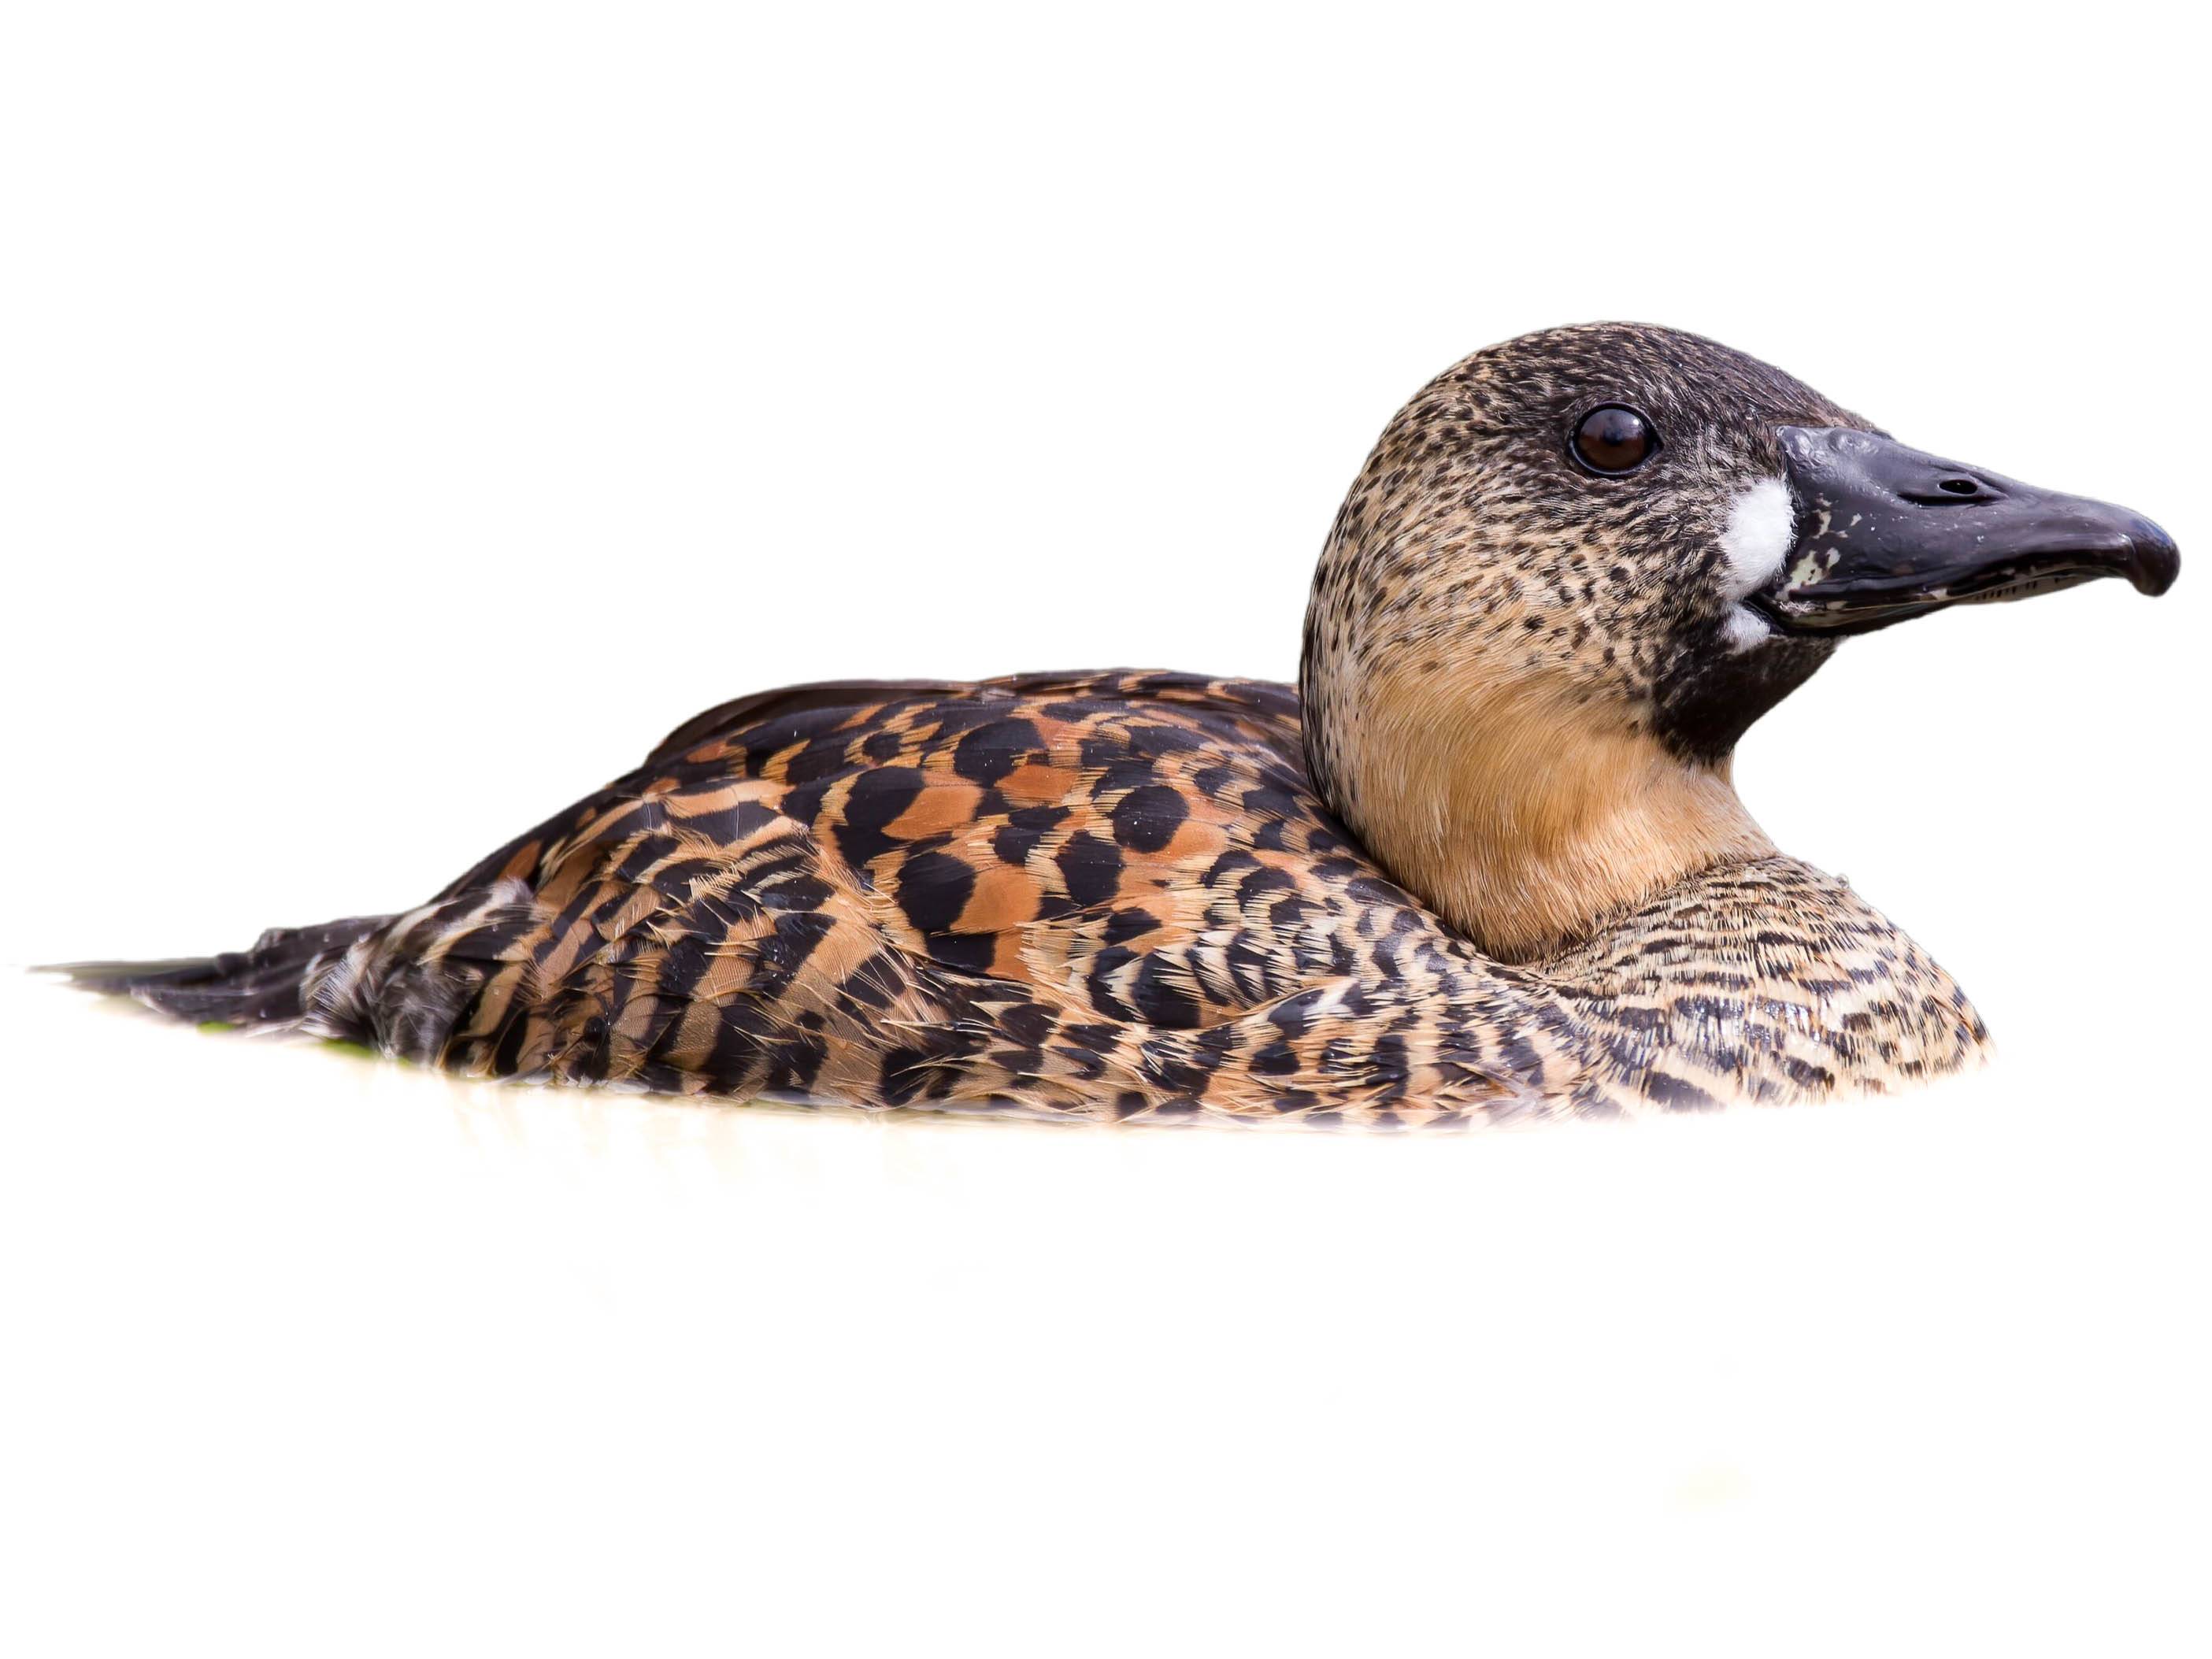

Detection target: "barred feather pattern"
[291, 670, 1985, 1124]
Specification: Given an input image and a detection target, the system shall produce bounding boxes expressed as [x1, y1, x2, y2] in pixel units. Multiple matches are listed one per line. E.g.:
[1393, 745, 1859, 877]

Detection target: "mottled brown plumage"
[64, 324, 2181, 1123]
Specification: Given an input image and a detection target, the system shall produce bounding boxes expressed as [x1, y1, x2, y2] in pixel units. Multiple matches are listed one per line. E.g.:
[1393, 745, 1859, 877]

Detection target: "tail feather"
[43, 915, 395, 1029]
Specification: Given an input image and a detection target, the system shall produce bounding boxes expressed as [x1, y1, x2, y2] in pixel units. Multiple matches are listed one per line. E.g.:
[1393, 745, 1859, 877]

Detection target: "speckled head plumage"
[1300, 321, 2177, 961]
[1305, 324, 1853, 767]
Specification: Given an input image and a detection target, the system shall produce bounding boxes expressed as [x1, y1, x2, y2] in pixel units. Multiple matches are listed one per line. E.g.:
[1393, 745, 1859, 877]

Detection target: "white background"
[2, 4, 2206, 1654]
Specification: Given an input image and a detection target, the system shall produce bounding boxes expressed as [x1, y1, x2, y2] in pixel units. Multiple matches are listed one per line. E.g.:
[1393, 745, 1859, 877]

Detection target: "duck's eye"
[1571, 405, 1659, 475]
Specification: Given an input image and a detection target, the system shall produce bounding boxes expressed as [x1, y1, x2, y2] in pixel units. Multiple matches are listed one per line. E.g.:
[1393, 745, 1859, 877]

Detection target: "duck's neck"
[1306, 662, 1775, 962]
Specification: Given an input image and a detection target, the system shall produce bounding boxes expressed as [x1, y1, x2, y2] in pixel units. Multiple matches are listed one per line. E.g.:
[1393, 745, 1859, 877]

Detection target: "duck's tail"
[41, 915, 395, 1031]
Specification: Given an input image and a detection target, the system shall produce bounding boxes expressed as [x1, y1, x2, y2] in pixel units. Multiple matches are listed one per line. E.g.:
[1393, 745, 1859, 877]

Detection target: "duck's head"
[1302, 322, 2179, 961]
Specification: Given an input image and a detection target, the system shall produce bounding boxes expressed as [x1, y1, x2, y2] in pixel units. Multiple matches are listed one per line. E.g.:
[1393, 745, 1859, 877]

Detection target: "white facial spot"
[1721, 605, 1771, 654]
[1718, 477, 1795, 601]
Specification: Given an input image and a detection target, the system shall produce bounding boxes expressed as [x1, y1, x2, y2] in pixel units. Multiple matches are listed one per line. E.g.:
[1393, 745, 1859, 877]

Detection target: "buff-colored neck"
[1320, 665, 1774, 962]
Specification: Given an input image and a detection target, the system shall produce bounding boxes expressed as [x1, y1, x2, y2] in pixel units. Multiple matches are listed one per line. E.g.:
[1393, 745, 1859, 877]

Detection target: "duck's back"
[299, 671, 1562, 1122]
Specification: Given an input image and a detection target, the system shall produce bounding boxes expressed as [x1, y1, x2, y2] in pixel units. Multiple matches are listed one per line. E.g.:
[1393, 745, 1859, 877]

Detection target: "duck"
[57, 323, 2180, 1124]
